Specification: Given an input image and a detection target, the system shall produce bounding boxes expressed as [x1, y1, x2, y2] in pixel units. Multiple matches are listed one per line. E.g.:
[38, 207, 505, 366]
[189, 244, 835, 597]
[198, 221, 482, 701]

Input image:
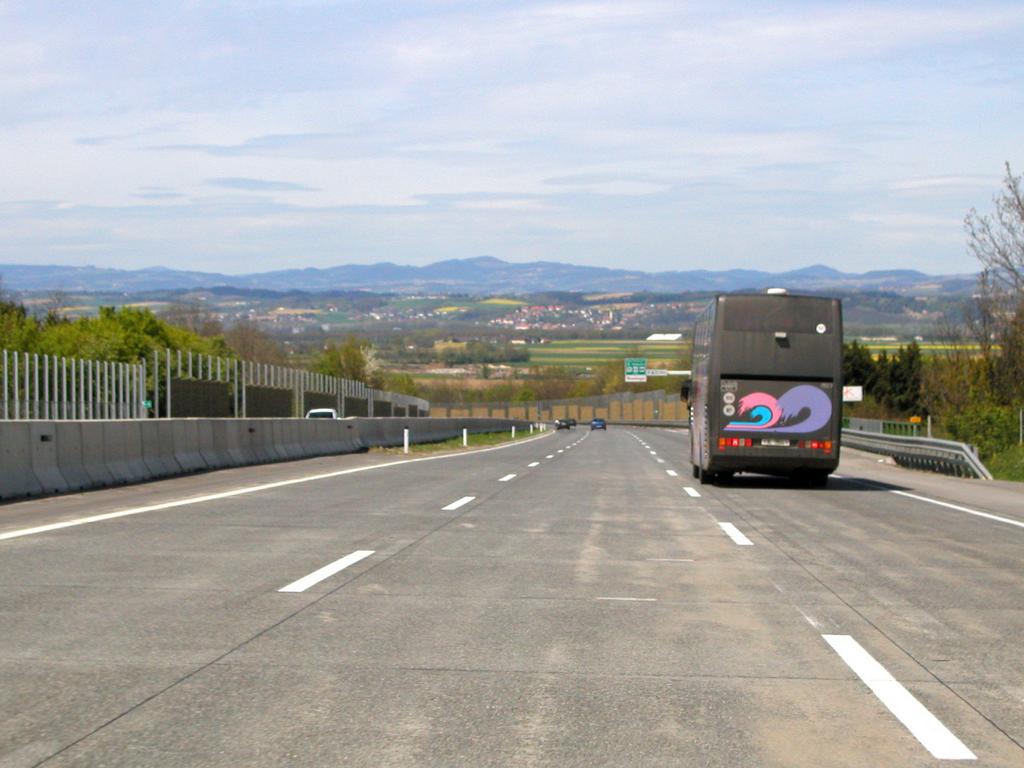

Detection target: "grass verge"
[371, 428, 540, 455]
[986, 445, 1024, 482]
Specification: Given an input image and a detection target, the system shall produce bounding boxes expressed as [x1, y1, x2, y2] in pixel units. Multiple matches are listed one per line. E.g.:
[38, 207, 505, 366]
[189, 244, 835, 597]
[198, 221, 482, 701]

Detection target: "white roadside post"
[462, 428, 468, 447]
[530, 423, 534, 435]
[512, 425, 516, 440]
[403, 428, 409, 454]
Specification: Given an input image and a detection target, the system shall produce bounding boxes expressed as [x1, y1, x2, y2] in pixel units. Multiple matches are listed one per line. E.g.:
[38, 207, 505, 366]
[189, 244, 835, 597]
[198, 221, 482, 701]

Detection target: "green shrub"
[986, 444, 1024, 482]
[944, 402, 1019, 459]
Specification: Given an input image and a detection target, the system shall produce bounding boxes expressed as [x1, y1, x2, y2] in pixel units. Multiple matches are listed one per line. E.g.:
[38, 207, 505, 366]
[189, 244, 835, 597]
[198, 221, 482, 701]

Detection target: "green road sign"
[625, 358, 647, 382]
[143, 399, 153, 409]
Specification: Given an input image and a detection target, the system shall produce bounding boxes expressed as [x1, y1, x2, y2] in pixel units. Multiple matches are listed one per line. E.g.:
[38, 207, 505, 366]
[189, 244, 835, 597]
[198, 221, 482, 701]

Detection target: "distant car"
[590, 418, 607, 430]
[554, 418, 572, 430]
[568, 418, 577, 428]
[305, 408, 338, 419]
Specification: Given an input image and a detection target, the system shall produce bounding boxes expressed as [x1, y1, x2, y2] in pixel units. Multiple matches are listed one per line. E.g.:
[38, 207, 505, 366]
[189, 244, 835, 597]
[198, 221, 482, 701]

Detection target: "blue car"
[590, 418, 607, 430]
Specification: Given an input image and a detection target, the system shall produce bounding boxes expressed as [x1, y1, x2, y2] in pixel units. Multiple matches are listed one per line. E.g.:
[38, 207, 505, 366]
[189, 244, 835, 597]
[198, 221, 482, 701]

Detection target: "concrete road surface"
[1, 426, 1022, 766]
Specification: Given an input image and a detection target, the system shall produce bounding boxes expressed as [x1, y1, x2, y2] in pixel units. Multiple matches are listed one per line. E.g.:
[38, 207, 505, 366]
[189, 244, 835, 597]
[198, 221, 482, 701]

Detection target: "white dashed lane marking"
[498, 474, 516, 482]
[719, 522, 753, 546]
[684, 487, 701, 498]
[596, 597, 658, 602]
[442, 496, 476, 511]
[279, 550, 375, 593]
[666, 470, 678, 477]
[823, 634, 976, 760]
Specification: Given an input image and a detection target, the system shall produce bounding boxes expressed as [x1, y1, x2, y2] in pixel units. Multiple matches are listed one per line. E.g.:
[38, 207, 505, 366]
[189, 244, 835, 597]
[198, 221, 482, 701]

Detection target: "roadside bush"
[986, 444, 1024, 482]
[944, 402, 1019, 459]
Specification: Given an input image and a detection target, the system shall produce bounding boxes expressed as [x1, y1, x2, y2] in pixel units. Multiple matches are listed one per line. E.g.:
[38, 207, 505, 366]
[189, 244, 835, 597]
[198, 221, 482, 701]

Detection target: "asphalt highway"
[1, 426, 1023, 766]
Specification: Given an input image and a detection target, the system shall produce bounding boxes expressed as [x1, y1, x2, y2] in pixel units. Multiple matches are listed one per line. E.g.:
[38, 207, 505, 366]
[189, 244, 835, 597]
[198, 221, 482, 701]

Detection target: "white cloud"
[889, 175, 998, 192]
[850, 212, 961, 228]
[0, 1, 1020, 273]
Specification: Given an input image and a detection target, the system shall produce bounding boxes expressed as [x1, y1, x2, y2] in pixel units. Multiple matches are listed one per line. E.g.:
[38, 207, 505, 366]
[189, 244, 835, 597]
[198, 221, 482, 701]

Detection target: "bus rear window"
[722, 296, 835, 334]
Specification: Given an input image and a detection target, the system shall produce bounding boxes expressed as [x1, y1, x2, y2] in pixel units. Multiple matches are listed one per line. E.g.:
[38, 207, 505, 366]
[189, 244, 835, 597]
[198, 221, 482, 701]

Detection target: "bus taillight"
[798, 440, 833, 453]
[718, 437, 752, 449]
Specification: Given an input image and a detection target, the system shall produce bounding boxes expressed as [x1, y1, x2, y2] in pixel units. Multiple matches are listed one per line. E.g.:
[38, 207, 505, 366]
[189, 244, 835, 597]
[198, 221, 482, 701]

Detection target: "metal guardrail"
[845, 416, 920, 437]
[841, 430, 992, 480]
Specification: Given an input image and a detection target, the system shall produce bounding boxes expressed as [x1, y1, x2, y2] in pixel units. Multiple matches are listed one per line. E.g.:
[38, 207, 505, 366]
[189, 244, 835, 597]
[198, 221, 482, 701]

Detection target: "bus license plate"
[761, 439, 791, 447]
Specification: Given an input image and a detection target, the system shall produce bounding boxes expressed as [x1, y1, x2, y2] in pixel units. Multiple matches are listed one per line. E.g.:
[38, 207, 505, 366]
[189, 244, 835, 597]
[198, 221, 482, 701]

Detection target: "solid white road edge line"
[837, 476, 1024, 532]
[442, 496, 476, 511]
[684, 487, 701, 497]
[719, 522, 753, 546]
[891, 490, 1024, 531]
[822, 634, 976, 761]
[278, 550, 375, 593]
[498, 474, 516, 482]
[0, 432, 555, 543]
[666, 469, 679, 477]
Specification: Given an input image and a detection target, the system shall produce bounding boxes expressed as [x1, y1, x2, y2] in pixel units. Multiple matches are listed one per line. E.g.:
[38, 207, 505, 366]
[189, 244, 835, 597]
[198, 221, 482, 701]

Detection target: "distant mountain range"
[0, 257, 976, 296]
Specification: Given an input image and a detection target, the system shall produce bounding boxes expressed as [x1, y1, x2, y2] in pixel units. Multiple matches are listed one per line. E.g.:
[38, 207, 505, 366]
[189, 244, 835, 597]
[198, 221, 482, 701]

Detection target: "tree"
[965, 162, 1024, 300]
[160, 301, 223, 338]
[964, 164, 1024, 404]
[887, 342, 924, 414]
[842, 341, 874, 388]
[382, 372, 419, 396]
[313, 336, 380, 384]
[223, 320, 286, 364]
[39, 290, 70, 325]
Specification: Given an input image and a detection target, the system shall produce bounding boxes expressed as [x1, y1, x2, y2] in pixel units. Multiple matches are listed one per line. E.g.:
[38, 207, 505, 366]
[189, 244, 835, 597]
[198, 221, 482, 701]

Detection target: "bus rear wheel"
[698, 466, 715, 485]
[796, 470, 829, 488]
[805, 471, 829, 488]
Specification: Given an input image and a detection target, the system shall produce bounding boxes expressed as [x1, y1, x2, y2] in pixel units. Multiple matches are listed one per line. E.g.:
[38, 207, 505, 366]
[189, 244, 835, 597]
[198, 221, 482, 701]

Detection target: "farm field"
[522, 339, 689, 369]
[858, 341, 987, 356]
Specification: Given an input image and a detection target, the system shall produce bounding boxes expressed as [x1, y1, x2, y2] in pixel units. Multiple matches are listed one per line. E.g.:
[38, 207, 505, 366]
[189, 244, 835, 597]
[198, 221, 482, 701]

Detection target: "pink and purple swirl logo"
[724, 385, 832, 434]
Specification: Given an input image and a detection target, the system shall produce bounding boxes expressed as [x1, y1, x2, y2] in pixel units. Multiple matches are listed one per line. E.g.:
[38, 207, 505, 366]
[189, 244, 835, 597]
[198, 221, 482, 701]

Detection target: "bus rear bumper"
[708, 453, 839, 476]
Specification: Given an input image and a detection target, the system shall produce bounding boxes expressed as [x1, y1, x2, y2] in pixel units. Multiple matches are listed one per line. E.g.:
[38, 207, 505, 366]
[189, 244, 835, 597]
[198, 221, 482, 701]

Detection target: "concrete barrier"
[270, 419, 299, 460]
[207, 421, 239, 468]
[1, 417, 534, 502]
[323, 420, 360, 454]
[196, 419, 222, 469]
[102, 421, 135, 484]
[79, 421, 115, 487]
[0, 422, 44, 499]
[30, 422, 68, 496]
[172, 420, 206, 472]
[243, 420, 275, 464]
[120, 422, 150, 482]
[55, 421, 92, 492]
[141, 420, 181, 478]
[355, 418, 386, 449]
[222, 420, 249, 466]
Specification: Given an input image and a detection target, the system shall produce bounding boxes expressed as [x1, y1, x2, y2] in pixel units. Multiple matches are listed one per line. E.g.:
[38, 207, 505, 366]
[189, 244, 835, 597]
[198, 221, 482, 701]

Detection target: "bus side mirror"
[680, 381, 691, 401]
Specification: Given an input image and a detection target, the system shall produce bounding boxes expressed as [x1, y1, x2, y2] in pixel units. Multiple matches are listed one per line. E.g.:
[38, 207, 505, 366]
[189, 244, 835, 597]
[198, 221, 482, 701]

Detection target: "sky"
[1, 0, 1022, 276]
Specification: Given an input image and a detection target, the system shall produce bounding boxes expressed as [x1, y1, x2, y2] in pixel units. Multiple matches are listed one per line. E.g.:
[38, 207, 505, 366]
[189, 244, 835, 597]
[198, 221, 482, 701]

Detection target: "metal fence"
[2, 347, 429, 420]
[2, 350, 146, 420]
[431, 388, 686, 422]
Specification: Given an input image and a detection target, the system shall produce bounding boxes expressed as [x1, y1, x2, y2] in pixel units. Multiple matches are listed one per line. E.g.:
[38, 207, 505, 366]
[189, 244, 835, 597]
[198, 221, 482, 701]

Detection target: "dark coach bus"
[684, 290, 843, 486]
